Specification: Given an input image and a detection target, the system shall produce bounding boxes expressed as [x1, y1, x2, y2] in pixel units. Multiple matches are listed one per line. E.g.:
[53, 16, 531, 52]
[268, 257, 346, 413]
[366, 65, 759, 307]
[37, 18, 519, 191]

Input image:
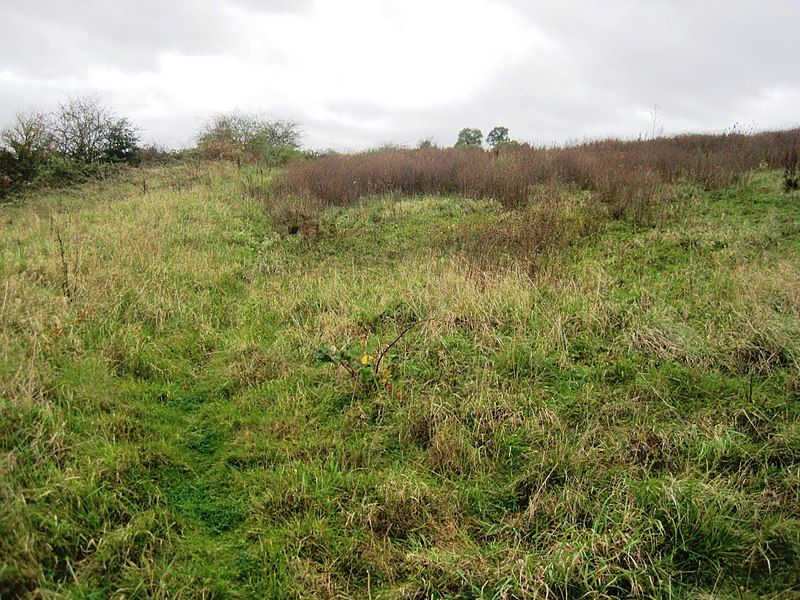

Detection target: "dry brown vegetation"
[274, 129, 800, 213]
[262, 129, 800, 271]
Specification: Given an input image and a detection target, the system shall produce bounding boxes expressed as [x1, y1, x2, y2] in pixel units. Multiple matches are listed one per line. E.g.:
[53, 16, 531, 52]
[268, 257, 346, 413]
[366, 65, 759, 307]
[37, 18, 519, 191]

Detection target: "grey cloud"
[0, 0, 306, 75]
[1, 0, 798, 150]
[1, 2, 231, 76]
[224, 0, 313, 14]
[500, 1, 800, 127]
[279, 0, 800, 149]
[374, 0, 800, 147]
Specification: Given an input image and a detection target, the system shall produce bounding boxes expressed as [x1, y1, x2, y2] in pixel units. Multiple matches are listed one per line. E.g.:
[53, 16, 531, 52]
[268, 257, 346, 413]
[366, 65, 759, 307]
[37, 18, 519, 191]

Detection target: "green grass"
[1, 163, 799, 598]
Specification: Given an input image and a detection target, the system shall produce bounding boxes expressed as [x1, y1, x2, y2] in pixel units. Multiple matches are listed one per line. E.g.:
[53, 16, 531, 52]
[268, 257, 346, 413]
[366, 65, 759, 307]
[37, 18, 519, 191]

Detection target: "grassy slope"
[1, 163, 799, 598]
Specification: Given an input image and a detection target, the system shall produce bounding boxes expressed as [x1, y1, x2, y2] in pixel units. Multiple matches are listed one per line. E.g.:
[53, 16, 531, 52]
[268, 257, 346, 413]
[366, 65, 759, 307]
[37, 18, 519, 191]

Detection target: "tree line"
[0, 98, 306, 200]
[0, 96, 141, 198]
[0, 95, 556, 203]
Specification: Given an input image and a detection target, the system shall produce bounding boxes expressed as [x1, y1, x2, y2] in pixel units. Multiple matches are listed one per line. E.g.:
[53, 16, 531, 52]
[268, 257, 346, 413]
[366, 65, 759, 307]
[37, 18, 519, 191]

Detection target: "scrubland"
[2, 133, 800, 598]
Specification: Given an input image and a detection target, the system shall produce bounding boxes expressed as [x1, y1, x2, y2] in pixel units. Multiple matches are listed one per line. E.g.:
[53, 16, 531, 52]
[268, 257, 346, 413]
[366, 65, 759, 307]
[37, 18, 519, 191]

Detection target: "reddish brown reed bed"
[274, 129, 800, 211]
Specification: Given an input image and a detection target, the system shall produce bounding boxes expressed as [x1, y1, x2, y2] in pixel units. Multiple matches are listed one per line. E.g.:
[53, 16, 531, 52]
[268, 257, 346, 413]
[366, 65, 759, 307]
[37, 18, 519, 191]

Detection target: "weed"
[314, 320, 425, 392]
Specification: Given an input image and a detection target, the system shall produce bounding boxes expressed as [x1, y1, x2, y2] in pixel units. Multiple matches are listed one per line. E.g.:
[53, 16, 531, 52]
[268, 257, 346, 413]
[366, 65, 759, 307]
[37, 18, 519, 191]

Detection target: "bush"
[0, 97, 142, 196]
[138, 144, 195, 166]
[53, 96, 140, 165]
[0, 111, 55, 187]
[103, 119, 141, 165]
[33, 155, 96, 187]
[196, 110, 302, 165]
[274, 128, 800, 212]
[783, 147, 799, 191]
[0, 150, 14, 200]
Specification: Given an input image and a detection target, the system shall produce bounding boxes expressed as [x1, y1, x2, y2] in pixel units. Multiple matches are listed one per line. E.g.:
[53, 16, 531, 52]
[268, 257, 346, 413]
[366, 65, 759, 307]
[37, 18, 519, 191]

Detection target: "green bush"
[196, 110, 302, 165]
[33, 155, 95, 187]
[102, 118, 141, 165]
[0, 97, 142, 197]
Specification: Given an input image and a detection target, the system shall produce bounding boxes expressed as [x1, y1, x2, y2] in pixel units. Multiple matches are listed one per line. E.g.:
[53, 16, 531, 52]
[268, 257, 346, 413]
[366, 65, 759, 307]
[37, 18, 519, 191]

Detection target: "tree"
[0, 110, 54, 182]
[417, 137, 435, 149]
[1, 97, 142, 195]
[486, 126, 510, 149]
[103, 118, 141, 164]
[196, 110, 302, 162]
[247, 118, 301, 149]
[648, 105, 664, 140]
[455, 128, 483, 148]
[53, 96, 115, 163]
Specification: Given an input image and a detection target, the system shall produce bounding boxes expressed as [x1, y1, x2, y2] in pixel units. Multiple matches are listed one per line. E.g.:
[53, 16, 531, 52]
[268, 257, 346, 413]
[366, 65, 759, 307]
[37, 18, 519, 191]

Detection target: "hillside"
[1, 162, 799, 598]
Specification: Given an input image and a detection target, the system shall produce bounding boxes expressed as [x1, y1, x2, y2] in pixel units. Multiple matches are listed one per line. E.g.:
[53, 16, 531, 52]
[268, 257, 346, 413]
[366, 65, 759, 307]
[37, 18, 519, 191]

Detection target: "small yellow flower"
[360, 354, 374, 366]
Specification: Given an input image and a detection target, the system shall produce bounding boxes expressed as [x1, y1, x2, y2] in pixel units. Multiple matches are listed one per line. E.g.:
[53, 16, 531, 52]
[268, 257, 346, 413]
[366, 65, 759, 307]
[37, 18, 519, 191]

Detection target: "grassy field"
[1, 161, 799, 598]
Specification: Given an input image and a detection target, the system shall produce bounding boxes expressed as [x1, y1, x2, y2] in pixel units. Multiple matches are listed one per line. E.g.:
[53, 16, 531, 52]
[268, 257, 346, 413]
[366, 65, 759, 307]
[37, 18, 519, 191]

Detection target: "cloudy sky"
[1, 0, 798, 150]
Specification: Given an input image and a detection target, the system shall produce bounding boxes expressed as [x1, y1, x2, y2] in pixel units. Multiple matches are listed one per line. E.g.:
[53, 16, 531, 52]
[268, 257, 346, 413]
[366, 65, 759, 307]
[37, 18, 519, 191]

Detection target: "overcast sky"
[1, 0, 798, 150]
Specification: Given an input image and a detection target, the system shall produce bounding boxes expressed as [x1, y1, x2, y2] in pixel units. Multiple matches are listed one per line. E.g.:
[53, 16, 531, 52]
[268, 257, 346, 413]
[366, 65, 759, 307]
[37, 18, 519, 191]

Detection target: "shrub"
[33, 155, 96, 187]
[138, 144, 192, 166]
[1, 111, 53, 153]
[196, 110, 302, 165]
[102, 118, 141, 165]
[0, 111, 55, 186]
[274, 128, 800, 212]
[783, 146, 799, 191]
[52, 96, 137, 164]
[0, 97, 142, 196]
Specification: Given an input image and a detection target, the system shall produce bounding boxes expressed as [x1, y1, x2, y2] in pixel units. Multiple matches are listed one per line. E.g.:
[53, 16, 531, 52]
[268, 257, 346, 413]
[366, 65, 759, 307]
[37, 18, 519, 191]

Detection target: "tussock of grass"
[1, 163, 799, 597]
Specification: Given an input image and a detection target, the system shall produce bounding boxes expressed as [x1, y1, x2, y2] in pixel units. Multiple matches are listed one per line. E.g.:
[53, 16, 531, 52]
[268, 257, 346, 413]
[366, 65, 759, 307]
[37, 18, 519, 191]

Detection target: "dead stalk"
[53, 221, 72, 305]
